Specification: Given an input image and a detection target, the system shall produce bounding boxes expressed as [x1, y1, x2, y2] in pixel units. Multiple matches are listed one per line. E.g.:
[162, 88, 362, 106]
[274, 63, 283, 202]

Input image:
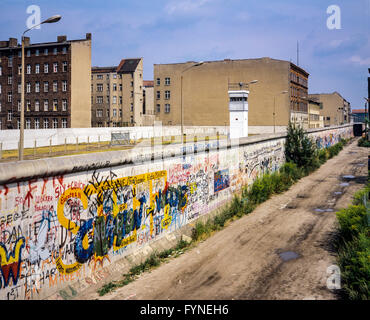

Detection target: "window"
[62, 118, 67, 128]
[97, 96, 103, 104]
[53, 118, 58, 128]
[156, 78, 160, 86]
[156, 91, 160, 99]
[130, 91, 133, 98]
[34, 118, 40, 129]
[0, 84, 1, 94]
[119, 84, 122, 91]
[62, 62, 67, 72]
[35, 100, 40, 111]
[106, 96, 110, 103]
[165, 103, 170, 113]
[35, 64, 40, 74]
[8, 56, 13, 67]
[17, 120, 20, 129]
[26, 119, 31, 129]
[131, 81, 133, 87]
[96, 109, 103, 117]
[113, 83, 117, 91]
[44, 82, 49, 93]
[0, 66, 2, 76]
[106, 109, 110, 117]
[165, 77, 171, 85]
[156, 104, 160, 113]
[53, 62, 58, 73]
[18, 100, 21, 111]
[53, 81, 58, 92]
[119, 96, 122, 104]
[62, 81, 67, 92]
[107, 84, 110, 91]
[97, 75, 103, 80]
[106, 74, 109, 80]
[26, 50, 30, 57]
[44, 100, 49, 111]
[18, 65, 21, 75]
[7, 111, 12, 121]
[62, 47, 67, 54]
[53, 99, 58, 111]
[44, 63, 49, 73]
[7, 92, 12, 103]
[8, 76, 12, 85]
[53, 48, 58, 55]
[35, 82, 40, 93]
[44, 119, 49, 129]
[113, 108, 117, 117]
[130, 103, 134, 112]
[26, 82, 31, 93]
[97, 84, 103, 92]
[130, 115, 134, 124]
[165, 90, 170, 100]
[62, 99, 67, 111]
[44, 48, 48, 55]
[26, 64, 31, 74]
[35, 49, 39, 56]
[119, 109, 122, 117]
[113, 73, 117, 79]
[26, 100, 31, 111]
[113, 96, 117, 104]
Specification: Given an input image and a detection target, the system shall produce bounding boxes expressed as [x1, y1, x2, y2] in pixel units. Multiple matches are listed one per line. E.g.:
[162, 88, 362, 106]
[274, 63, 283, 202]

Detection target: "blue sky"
[1, 0, 369, 108]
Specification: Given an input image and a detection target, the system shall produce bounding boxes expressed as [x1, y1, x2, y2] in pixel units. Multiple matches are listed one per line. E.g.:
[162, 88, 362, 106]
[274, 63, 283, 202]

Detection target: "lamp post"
[273, 90, 288, 133]
[19, 15, 61, 161]
[180, 61, 204, 143]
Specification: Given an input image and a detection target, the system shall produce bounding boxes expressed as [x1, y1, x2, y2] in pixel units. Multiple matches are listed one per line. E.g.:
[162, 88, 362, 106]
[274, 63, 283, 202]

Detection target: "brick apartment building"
[0, 33, 91, 130]
[153, 57, 309, 133]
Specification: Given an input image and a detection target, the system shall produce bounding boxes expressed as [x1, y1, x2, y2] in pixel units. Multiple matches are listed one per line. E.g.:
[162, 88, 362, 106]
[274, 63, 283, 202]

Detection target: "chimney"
[8, 38, 17, 47]
[57, 35, 67, 42]
[23, 37, 30, 46]
[86, 33, 91, 40]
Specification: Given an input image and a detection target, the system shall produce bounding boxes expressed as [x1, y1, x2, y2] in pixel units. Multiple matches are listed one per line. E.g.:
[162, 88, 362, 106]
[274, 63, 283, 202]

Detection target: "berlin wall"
[0, 124, 353, 300]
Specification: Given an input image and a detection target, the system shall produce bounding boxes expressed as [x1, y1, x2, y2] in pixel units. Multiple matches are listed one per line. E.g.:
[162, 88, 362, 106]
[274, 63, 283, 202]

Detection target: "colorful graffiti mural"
[0, 126, 353, 300]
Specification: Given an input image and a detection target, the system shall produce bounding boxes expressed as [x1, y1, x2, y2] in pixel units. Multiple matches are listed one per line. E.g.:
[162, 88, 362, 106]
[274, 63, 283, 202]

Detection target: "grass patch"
[358, 137, 370, 148]
[335, 183, 370, 300]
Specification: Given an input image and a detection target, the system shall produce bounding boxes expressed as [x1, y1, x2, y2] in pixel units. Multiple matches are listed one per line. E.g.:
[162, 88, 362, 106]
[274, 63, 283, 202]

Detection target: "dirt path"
[81, 138, 368, 300]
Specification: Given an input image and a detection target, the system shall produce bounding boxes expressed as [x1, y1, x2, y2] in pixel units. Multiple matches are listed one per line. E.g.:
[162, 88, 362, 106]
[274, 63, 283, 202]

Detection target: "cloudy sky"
[1, 0, 369, 108]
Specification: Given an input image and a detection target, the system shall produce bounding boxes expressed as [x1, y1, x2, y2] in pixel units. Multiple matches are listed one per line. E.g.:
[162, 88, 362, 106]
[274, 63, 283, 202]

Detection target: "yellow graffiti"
[55, 257, 81, 275]
[113, 229, 137, 251]
[0, 237, 24, 266]
[161, 204, 172, 230]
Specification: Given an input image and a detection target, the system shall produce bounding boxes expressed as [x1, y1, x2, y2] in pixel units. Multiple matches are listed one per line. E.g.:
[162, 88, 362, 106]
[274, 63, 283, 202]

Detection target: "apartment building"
[91, 58, 151, 127]
[0, 34, 91, 130]
[142, 80, 155, 126]
[308, 92, 350, 127]
[153, 57, 309, 133]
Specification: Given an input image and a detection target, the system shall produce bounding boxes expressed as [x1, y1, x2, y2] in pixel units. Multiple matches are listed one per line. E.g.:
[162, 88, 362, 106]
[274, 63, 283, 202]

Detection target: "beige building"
[142, 80, 155, 126]
[308, 92, 350, 127]
[91, 58, 151, 127]
[308, 99, 324, 129]
[153, 57, 309, 133]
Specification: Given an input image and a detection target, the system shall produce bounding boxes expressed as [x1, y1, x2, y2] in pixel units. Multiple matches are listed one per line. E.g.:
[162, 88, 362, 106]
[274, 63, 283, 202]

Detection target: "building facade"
[308, 92, 350, 127]
[308, 99, 324, 129]
[0, 34, 91, 130]
[153, 57, 309, 133]
[91, 58, 151, 127]
[350, 108, 367, 123]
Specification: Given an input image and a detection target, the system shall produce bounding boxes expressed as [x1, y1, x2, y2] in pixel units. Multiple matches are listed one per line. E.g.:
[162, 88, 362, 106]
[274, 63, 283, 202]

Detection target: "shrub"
[358, 137, 370, 148]
[285, 122, 317, 168]
[336, 205, 368, 241]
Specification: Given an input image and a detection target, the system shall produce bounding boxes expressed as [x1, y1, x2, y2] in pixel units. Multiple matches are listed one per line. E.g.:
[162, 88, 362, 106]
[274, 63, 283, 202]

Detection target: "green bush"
[358, 137, 370, 148]
[336, 205, 368, 241]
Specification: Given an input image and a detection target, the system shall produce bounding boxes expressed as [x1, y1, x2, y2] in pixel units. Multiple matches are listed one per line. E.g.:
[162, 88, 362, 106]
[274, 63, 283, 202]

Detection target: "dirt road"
[83, 138, 368, 300]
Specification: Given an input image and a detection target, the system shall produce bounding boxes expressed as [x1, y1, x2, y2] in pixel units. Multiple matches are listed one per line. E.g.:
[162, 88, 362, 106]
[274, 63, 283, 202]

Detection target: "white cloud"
[350, 55, 370, 65]
[165, 0, 212, 15]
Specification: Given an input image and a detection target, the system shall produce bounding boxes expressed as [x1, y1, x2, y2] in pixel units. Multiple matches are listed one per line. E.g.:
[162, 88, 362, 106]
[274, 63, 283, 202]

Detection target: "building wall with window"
[91, 58, 150, 127]
[153, 58, 309, 132]
[0, 34, 91, 130]
[308, 99, 324, 128]
[308, 92, 350, 127]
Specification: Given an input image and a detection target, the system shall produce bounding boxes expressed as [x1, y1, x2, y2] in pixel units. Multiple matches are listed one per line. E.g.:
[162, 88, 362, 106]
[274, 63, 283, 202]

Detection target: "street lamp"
[180, 61, 204, 143]
[19, 14, 61, 160]
[273, 90, 288, 133]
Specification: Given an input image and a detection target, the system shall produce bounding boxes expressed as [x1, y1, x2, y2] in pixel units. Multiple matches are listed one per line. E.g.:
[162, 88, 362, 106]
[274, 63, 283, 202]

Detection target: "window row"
[0, 62, 68, 76]
[290, 72, 308, 87]
[156, 77, 171, 86]
[156, 90, 171, 100]
[156, 103, 171, 113]
[93, 82, 134, 92]
[3, 116, 68, 129]
[0, 99, 68, 113]
[0, 80, 68, 96]
[92, 73, 120, 80]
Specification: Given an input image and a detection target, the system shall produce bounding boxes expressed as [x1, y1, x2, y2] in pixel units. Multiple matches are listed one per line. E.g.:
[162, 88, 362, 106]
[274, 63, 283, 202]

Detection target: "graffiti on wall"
[0, 126, 353, 300]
